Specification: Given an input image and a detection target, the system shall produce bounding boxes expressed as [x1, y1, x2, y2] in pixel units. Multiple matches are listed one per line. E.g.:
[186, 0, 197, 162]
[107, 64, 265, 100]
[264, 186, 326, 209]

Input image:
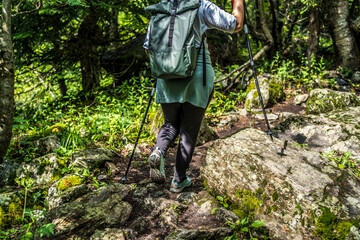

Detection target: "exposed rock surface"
[0, 160, 18, 187]
[33, 135, 61, 155]
[70, 148, 113, 170]
[201, 127, 360, 240]
[275, 106, 360, 159]
[351, 71, 360, 84]
[43, 183, 131, 239]
[294, 94, 309, 105]
[245, 74, 286, 110]
[165, 227, 233, 240]
[16, 153, 61, 184]
[306, 88, 360, 114]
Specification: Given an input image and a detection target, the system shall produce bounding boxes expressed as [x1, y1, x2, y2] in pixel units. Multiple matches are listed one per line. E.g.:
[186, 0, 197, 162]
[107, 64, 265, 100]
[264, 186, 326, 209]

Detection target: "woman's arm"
[232, 0, 244, 32]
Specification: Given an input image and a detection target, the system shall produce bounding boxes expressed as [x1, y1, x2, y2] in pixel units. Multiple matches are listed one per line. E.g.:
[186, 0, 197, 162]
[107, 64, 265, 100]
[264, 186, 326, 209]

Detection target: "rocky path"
[106, 96, 306, 239]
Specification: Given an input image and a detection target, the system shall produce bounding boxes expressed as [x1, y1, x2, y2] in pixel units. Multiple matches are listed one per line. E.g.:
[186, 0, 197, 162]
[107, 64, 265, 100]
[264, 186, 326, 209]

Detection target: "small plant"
[294, 142, 308, 149]
[225, 217, 265, 240]
[324, 151, 359, 179]
[37, 223, 56, 238]
[15, 178, 35, 219]
[216, 195, 230, 208]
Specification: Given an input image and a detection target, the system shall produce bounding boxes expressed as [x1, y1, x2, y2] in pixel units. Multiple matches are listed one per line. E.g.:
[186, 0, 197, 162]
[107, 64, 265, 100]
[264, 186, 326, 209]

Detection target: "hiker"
[143, 0, 244, 192]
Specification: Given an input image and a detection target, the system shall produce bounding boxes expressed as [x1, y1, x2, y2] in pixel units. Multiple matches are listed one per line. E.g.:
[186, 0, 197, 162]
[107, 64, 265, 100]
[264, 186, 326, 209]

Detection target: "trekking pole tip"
[121, 176, 128, 183]
[267, 130, 274, 141]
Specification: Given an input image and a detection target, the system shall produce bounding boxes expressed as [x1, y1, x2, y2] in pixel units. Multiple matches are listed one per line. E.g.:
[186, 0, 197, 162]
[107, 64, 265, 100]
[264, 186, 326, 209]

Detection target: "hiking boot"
[148, 148, 165, 183]
[170, 176, 192, 193]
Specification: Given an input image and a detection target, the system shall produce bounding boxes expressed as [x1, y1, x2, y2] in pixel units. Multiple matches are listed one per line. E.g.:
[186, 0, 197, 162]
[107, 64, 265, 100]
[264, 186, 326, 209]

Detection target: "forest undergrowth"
[1, 52, 359, 239]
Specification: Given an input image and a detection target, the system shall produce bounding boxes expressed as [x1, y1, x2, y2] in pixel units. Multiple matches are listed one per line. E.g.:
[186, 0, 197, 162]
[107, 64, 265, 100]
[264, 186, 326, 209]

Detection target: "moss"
[260, 180, 268, 188]
[57, 176, 83, 191]
[314, 207, 353, 240]
[272, 205, 278, 212]
[295, 204, 303, 215]
[306, 90, 360, 114]
[0, 206, 4, 229]
[265, 206, 272, 214]
[233, 189, 263, 220]
[336, 221, 353, 239]
[250, 166, 256, 171]
[272, 191, 279, 202]
[268, 81, 286, 105]
[0, 198, 23, 230]
[256, 188, 263, 195]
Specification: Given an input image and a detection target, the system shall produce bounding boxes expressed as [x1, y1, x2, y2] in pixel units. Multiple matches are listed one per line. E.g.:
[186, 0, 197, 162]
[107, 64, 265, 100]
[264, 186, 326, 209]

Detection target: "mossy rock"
[306, 88, 360, 114]
[57, 175, 83, 191]
[0, 191, 25, 230]
[245, 75, 285, 110]
[16, 153, 62, 184]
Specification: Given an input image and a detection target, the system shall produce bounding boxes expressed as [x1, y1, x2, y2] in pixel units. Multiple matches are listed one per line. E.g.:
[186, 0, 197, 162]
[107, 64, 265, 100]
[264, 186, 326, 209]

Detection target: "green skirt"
[155, 49, 214, 109]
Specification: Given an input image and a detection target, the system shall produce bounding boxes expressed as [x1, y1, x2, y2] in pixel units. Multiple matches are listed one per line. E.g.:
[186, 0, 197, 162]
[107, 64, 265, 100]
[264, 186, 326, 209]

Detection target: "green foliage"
[225, 218, 266, 240]
[324, 151, 360, 179]
[314, 207, 353, 240]
[234, 190, 263, 220]
[37, 223, 56, 238]
[207, 89, 246, 118]
[210, 189, 268, 239]
[262, 52, 329, 90]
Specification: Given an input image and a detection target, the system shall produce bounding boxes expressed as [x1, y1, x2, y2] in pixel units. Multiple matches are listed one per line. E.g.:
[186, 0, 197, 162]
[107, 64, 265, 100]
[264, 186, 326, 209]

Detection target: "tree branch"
[12, 0, 43, 17]
[215, 44, 271, 83]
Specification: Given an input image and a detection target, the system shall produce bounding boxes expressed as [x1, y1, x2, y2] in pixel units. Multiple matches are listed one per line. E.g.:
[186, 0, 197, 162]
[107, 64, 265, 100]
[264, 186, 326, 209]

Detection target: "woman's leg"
[154, 103, 181, 154]
[173, 91, 213, 183]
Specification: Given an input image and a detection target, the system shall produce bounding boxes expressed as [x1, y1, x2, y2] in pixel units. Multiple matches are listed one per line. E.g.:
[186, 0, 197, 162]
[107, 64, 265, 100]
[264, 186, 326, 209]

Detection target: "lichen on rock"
[306, 88, 360, 114]
[245, 75, 286, 110]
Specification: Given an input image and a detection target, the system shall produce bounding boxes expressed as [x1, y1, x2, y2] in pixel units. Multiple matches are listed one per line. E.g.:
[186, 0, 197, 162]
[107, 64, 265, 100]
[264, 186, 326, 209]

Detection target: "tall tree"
[307, 4, 320, 66]
[328, 0, 360, 71]
[0, 0, 15, 161]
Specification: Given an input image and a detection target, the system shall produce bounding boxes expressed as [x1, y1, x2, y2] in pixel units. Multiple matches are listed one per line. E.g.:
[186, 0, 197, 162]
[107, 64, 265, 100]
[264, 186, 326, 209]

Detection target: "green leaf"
[211, 208, 218, 214]
[216, 196, 224, 202]
[251, 220, 265, 228]
[241, 217, 249, 225]
[241, 227, 249, 232]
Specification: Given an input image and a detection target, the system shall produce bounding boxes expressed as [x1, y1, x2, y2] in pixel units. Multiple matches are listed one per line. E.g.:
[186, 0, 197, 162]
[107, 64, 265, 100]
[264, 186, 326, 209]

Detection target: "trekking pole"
[122, 80, 157, 182]
[243, 1, 273, 140]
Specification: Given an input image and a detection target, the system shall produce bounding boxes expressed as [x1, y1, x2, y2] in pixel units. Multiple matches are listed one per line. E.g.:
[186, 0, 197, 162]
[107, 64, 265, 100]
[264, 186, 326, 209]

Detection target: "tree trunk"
[329, 0, 360, 71]
[78, 9, 100, 94]
[57, 75, 68, 97]
[256, 0, 275, 55]
[269, 0, 282, 51]
[0, 0, 15, 161]
[307, 6, 320, 66]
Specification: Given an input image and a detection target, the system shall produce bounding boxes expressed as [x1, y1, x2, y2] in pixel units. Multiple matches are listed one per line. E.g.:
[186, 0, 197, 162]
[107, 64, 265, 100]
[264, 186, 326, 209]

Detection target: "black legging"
[154, 93, 213, 183]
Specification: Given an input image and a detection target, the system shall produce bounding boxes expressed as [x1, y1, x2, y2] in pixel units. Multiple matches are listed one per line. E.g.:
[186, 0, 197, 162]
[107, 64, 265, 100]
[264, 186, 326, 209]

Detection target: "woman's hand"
[232, 0, 244, 32]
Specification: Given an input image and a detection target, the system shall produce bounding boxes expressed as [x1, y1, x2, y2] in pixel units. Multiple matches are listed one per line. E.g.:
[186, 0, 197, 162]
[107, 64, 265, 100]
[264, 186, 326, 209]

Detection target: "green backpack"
[145, 0, 205, 82]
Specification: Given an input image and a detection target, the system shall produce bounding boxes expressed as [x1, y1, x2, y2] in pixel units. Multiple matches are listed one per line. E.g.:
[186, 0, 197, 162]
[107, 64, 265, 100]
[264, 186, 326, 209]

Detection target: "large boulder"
[33, 135, 61, 155]
[0, 160, 19, 187]
[42, 183, 131, 239]
[16, 153, 62, 184]
[165, 227, 233, 240]
[201, 127, 360, 239]
[275, 106, 360, 159]
[306, 88, 360, 114]
[70, 148, 113, 170]
[245, 74, 286, 110]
